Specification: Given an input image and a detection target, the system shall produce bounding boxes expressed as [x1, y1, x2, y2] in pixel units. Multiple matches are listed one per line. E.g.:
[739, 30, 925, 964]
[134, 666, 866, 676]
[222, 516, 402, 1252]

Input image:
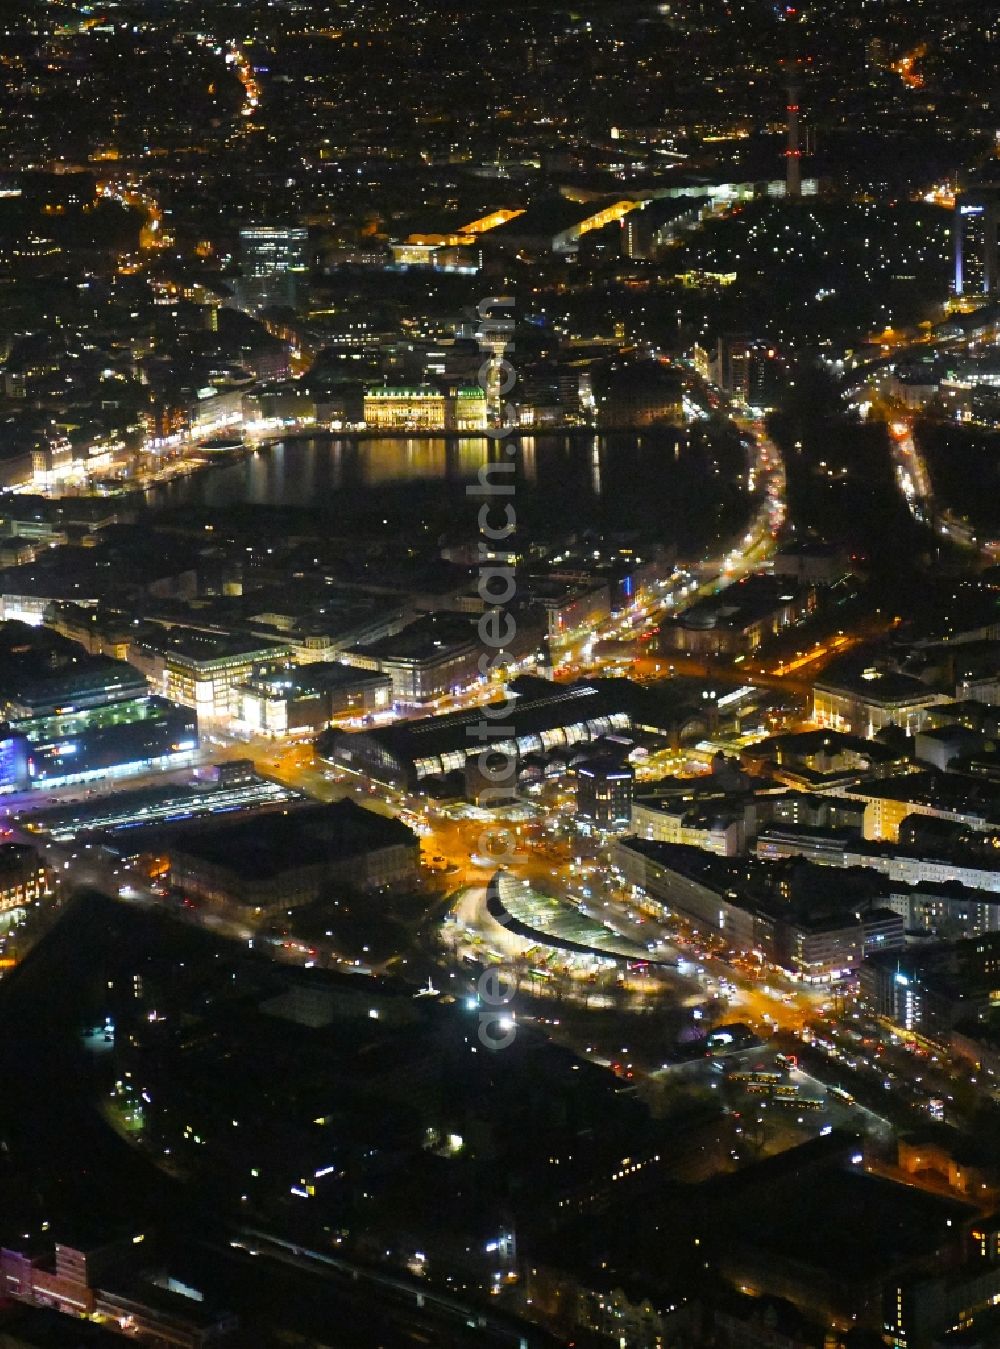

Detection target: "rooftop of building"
[363, 382, 447, 398]
[590, 358, 685, 394]
[139, 625, 290, 666]
[634, 788, 753, 820]
[168, 799, 416, 880]
[19, 774, 301, 844]
[696, 1140, 976, 1281]
[0, 527, 197, 600]
[0, 621, 147, 712]
[618, 836, 893, 926]
[634, 775, 737, 799]
[0, 842, 43, 873]
[672, 572, 807, 633]
[96, 1271, 235, 1332]
[744, 728, 904, 762]
[928, 700, 1000, 724]
[757, 822, 860, 846]
[522, 574, 610, 603]
[849, 832, 1000, 873]
[917, 724, 984, 745]
[773, 538, 848, 559]
[814, 654, 944, 705]
[321, 677, 632, 767]
[486, 197, 611, 237]
[865, 942, 1000, 1005]
[5, 659, 148, 712]
[852, 769, 1000, 818]
[350, 612, 477, 663]
[0, 1303, 123, 1346]
[576, 754, 634, 780]
[238, 663, 391, 699]
[629, 194, 708, 222]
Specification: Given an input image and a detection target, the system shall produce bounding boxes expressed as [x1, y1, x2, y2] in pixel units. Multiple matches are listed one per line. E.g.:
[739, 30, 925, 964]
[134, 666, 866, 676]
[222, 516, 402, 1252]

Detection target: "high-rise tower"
[779, 4, 805, 200]
[236, 224, 309, 314]
[954, 186, 1000, 297]
[785, 74, 802, 199]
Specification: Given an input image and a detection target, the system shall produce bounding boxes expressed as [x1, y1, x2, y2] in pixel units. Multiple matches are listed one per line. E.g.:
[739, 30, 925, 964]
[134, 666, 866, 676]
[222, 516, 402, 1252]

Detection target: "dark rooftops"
[250, 663, 391, 697]
[351, 612, 477, 663]
[618, 836, 892, 927]
[488, 197, 604, 236]
[0, 621, 148, 715]
[674, 573, 806, 634]
[0, 842, 43, 874]
[141, 625, 289, 665]
[697, 1142, 975, 1281]
[168, 799, 416, 880]
[0, 1303, 123, 1346]
[815, 655, 943, 705]
[745, 729, 902, 762]
[854, 769, 1000, 819]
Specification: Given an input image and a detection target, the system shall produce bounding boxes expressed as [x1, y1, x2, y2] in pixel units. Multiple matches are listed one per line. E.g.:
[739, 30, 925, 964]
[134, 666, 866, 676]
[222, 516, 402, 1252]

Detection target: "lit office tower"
[954, 188, 1000, 297]
[576, 757, 634, 831]
[237, 224, 309, 313]
[713, 337, 785, 411]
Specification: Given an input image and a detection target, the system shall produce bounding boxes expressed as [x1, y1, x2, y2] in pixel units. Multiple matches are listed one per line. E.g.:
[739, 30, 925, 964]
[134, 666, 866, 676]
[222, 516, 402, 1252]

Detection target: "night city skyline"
[1, 1, 1000, 1347]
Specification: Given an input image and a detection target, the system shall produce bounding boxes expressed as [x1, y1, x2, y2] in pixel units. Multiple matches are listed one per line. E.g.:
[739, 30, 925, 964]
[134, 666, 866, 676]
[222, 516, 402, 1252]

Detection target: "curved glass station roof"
[488, 870, 658, 965]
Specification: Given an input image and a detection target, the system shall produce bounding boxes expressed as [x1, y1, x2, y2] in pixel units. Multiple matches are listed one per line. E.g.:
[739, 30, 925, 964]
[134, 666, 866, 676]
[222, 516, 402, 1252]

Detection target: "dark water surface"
[146, 429, 748, 546]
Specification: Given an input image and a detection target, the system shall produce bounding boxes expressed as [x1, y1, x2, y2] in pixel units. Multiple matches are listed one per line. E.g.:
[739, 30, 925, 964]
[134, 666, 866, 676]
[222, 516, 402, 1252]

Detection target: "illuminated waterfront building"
[362, 385, 487, 432]
[362, 386, 445, 431]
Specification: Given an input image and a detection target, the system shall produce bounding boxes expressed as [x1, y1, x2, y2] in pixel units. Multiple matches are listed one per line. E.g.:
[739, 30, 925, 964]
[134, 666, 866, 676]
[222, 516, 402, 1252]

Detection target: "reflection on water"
[519, 436, 537, 485]
[590, 435, 602, 498]
[356, 437, 491, 486]
[151, 434, 587, 508]
[147, 429, 742, 547]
